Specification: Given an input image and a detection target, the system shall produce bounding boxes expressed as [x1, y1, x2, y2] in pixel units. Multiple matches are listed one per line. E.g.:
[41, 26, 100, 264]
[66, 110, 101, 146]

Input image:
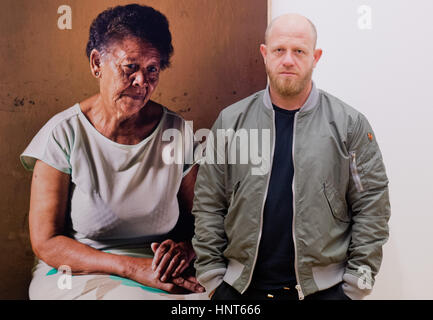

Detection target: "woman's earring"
[95, 71, 100, 77]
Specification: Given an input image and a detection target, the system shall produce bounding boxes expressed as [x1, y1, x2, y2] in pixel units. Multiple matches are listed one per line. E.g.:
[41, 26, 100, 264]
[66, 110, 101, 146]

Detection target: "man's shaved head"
[265, 13, 317, 49]
[260, 13, 322, 102]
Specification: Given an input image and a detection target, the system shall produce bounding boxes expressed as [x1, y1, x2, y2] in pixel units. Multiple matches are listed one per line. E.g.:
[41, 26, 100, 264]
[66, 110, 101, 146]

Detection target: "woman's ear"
[90, 49, 102, 78]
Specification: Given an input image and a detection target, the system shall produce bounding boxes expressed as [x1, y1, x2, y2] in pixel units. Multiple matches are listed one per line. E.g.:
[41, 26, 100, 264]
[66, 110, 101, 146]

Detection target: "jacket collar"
[262, 81, 319, 113]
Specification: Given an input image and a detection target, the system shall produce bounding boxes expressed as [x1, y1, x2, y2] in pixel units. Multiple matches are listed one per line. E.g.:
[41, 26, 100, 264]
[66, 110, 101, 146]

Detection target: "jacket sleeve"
[191, 114, 229, 297]
[343, 113, 391, 300]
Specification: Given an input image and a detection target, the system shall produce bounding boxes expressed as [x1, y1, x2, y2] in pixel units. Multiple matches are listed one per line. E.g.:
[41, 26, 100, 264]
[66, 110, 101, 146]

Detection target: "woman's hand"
[151, 239, 196, 282]
[171, 266, 204, 294]
[126, 256, 203, 293]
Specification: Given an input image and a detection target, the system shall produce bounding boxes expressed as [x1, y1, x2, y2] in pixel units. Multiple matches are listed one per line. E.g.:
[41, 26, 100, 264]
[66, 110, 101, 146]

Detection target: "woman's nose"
[132, 71, 149, 88]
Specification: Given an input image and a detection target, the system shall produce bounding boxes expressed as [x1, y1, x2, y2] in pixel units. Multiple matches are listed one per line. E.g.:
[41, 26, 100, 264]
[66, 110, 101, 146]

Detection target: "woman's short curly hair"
[86, 4, 173, 70]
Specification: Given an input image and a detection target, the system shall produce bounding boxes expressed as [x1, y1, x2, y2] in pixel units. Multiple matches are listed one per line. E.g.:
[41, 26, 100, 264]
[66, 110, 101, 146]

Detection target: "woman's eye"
[147, 66, 159, 73]
[125, 64, 138, 70]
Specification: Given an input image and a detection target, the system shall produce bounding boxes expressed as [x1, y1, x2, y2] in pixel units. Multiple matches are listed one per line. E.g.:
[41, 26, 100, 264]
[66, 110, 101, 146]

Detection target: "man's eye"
[295, 49, 304, 54]
[274, 48, 284, 55]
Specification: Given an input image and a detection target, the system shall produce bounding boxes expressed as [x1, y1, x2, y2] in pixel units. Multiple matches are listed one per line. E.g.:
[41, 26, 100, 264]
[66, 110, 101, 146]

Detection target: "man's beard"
[267, 66, 313, 97]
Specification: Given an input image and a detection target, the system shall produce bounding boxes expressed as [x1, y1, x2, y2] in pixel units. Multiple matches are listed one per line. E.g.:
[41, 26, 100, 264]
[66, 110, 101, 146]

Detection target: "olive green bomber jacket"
[192, 83, 391, 300]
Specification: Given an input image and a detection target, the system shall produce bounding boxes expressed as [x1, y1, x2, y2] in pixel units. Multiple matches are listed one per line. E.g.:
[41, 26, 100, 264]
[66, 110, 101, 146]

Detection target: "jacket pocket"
[323, 182, 350, 223]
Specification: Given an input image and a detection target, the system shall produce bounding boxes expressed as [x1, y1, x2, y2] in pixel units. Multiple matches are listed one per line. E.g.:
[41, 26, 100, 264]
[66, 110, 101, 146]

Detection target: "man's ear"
[89, 49, 102, 78]
[312, 48, 323, 68]
[260, 44, 267, 64]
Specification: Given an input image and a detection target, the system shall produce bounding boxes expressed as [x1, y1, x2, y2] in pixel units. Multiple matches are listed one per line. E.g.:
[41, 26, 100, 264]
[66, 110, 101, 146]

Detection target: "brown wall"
[0, 0, 267, 299]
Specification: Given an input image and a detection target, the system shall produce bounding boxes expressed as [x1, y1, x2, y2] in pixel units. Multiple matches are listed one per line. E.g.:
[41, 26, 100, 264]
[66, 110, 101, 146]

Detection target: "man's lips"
[279, 71, 297, 76]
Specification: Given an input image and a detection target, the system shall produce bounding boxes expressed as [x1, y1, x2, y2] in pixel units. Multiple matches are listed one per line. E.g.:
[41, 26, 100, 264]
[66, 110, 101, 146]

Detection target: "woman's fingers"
[150, 242, 159, 253]
[184, 275, 205, 293]
[151, 241, 171, 271]
[157, 281, 187, 294]
[183, 275, 201, 285]
[154, 250, 174, 280]
[172, 276, 205, 293]
[171, 259, 187, 278]
[183, 274, 204, 292]
[161, 253, 181, 281]
[151, 240, 194, 281]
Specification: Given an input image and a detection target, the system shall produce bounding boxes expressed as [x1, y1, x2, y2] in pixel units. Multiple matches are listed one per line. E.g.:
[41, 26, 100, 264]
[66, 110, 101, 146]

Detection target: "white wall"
[270, 0, 433, 299]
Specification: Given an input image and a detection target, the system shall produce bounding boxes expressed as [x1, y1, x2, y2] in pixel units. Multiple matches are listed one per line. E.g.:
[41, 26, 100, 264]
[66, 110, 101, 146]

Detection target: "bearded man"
[191, 13, 390, 300]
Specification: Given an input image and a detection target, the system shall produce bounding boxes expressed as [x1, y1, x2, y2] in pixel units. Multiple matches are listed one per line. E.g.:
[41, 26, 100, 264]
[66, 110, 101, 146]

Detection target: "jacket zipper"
[349, 151, 364, 192]
[292, 113, 304, 300]
[242, 109, 276, 294]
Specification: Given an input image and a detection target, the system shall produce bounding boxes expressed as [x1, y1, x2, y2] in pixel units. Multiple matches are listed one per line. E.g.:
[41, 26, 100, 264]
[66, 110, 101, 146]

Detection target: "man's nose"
[281, 52, 295, 67]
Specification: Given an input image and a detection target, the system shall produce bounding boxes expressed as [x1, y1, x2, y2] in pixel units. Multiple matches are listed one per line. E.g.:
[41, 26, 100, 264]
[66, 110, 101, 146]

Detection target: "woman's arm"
[178, 164, 199, 214]
[151, 165, 200, 281]
[29, 160, 200, 293]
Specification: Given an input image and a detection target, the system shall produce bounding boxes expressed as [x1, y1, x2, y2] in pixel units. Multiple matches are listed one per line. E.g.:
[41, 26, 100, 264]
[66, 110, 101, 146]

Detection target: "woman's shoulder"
[153, 101, 182, 119]
[20, 104, 80, 173]
[151, 100, 189, 129]
[41, 103, 81, 134]
[27, 103, 81, 153]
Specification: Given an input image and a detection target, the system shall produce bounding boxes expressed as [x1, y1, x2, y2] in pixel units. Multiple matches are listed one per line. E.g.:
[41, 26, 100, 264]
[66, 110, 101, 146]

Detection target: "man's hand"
[151, 239, 196, 282]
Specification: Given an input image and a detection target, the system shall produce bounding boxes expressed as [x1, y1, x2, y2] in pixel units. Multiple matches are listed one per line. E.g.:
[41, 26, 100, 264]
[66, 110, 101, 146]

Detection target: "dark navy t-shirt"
[250, 104, 299, 290]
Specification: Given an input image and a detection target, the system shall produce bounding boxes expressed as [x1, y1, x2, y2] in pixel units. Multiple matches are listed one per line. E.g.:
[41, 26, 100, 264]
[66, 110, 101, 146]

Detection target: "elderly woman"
[20, 4, 204, 300]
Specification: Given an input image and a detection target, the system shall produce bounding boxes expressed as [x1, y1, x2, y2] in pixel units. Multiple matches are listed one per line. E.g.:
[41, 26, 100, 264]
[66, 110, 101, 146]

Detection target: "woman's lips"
[122, 93, 146, 100]
[130, 95, 145, 100]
